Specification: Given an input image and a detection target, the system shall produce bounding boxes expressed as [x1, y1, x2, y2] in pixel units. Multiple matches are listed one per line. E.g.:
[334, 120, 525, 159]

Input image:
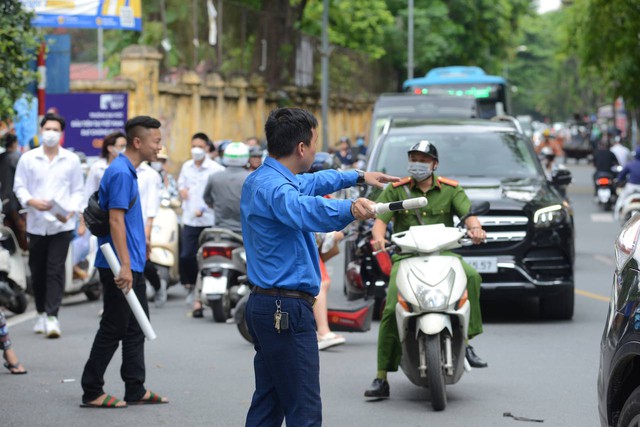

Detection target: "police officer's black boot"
[364, 378, 390, 398]
[465, 346, 488, 368]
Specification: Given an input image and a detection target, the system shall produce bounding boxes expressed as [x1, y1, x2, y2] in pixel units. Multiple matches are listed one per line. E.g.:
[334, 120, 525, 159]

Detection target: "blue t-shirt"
[94, 154, 146, 273]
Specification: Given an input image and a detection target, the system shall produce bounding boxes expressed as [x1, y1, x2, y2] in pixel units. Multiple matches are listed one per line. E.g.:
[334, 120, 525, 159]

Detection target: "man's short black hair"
[265, 108, 317, 158]
[4, 133, 17, 149]
[125, 115, 161, 146]
[192, 132, 210, 144]
[40, 112, 66, 131]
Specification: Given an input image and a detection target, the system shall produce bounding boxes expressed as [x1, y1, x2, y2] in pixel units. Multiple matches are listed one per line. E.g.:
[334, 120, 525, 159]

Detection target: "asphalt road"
[2, 162, 616, 426]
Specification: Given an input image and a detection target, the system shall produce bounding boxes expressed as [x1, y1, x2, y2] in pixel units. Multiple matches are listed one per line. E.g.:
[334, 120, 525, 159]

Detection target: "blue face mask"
[408, 162, 433, 182]
[356, 137, 365, 147]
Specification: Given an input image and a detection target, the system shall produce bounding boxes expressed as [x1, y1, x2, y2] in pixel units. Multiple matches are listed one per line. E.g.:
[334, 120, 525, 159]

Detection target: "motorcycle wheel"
[425, 334, 447, 411]
[6, 282, 28, 314]
[211, 293, 231, 323]
[237, 317, 253, 344]
[84, 286, 101, 301]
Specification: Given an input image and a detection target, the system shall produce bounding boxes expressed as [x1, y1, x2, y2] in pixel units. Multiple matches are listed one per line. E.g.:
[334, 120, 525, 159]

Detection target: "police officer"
[241, 107, 398, 426]
[364, 140, 487, 400]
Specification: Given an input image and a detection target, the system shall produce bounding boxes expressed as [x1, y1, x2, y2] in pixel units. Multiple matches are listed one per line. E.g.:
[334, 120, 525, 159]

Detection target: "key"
[274, 311, 281, 333]
[279, 312, 289, 331]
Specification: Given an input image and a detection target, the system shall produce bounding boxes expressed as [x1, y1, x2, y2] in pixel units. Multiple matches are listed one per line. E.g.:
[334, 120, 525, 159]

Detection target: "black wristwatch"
[356, 169, 365, 184]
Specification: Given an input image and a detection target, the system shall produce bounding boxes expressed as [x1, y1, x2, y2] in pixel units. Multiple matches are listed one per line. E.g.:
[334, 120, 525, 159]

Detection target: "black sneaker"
[364, 378, 390, 398]
[465, 345, 488, 368]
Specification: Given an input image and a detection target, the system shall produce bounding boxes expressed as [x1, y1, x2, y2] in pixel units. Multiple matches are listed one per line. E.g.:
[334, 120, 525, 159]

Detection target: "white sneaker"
[45, 316, 61, 339]
[33, 313, 46, 334]
[318, 332, 346, 351]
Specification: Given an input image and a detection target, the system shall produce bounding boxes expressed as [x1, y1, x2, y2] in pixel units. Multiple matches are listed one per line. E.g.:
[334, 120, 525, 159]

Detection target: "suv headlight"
[615, 213, 640, 271]
[534, 204, 566, 228]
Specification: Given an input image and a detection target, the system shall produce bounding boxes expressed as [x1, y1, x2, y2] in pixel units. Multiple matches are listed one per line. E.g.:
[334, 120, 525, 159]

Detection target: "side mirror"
[552, 169, 572, 187]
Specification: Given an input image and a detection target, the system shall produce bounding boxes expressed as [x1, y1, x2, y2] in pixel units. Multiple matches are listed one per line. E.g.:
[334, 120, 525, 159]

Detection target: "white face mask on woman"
[407, 162, 434, 182]
[191, 147, 206, 161]
[41, 130, 61, 147]
[150, 161, 163, 171]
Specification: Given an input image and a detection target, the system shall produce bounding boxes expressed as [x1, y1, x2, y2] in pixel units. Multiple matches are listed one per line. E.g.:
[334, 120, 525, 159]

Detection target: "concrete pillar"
[119, 45, 163, 118]
[231, 77, 249, 139]
[182, 71, 202, 137]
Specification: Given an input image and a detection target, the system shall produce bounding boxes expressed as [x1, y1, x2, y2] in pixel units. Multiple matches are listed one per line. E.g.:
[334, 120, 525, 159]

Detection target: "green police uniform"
[376, 174, 483, 374]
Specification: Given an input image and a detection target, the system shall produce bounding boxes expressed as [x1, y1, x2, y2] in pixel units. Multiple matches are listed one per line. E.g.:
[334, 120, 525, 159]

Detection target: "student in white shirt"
[13, 113, 84, 338]
[177, 132, 224, 314]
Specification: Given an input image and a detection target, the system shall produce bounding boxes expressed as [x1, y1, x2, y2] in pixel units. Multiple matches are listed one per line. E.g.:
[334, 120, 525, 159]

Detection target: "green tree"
[0, 0, 39, 119]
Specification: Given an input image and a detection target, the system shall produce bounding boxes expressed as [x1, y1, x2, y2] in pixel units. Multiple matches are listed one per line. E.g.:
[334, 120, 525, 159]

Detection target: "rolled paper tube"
[100, 243, 157, 341]
[374, 197, 428, 214]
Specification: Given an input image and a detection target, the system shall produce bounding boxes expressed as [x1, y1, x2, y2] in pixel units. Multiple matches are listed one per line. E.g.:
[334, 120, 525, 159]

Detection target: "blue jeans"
[245, 292, 321, 427]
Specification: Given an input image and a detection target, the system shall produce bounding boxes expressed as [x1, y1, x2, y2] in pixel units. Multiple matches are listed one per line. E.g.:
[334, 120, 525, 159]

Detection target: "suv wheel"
[619, 385, 640, 427]
[540, 287, 574, 320]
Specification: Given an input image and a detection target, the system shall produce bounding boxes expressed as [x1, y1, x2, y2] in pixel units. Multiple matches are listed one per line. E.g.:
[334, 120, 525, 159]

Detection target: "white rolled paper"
[100, 243, 157, 341]
[374, 196, 428, 214]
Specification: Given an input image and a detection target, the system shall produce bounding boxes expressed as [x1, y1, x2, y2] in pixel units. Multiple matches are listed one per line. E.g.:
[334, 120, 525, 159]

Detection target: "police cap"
[408, 140, 438, 161]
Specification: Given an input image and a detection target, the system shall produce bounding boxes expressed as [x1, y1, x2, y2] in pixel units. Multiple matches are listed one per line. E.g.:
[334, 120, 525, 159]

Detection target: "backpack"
[83, 191, 137, 237]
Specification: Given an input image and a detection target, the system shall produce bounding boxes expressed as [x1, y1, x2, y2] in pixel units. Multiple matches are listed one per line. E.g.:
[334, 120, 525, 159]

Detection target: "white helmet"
[223, 142, 250, 167]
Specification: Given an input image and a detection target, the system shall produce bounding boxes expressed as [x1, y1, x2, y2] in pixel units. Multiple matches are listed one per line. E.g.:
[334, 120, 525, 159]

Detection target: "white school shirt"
[177, 157, 224, 227]
[136, 161, 161, 227]
[13, 146, 84, 236]
[82, 157, 108, 209]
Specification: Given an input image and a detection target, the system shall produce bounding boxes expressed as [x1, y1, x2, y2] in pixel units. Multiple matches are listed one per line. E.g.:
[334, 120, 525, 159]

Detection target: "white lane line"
[591, 213, 614, 223]
[593, 254, 616, 267]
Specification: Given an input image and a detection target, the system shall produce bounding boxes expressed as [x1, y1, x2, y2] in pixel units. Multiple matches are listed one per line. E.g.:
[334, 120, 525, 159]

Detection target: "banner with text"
[20, 0, 142, 31]
[46, 93, 128, 155]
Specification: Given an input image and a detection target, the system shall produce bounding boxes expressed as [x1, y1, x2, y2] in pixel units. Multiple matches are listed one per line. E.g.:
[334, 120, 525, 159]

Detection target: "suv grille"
[477, 212, 528, 247]
[523, 248, 572, 279]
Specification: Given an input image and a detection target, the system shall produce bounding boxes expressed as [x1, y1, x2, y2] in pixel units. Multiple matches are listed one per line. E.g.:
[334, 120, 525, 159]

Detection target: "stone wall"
[70, 45, 374, 166]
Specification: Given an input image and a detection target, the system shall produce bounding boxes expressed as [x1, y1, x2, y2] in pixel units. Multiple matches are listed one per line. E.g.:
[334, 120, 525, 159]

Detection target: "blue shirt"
[241, 157, 358, 296]
[94, 154, 146, 273]
[618, 159, 640, 185]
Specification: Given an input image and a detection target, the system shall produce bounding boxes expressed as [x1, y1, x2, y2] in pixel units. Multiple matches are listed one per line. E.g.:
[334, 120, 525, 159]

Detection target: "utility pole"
[408, 0, 414, 80]
[321, 0, 330, 151]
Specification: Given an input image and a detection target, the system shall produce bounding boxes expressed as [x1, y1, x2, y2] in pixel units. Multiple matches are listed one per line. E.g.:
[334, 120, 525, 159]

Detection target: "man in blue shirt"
[241, 107, 398, 426]
[80, 116, 168, 408]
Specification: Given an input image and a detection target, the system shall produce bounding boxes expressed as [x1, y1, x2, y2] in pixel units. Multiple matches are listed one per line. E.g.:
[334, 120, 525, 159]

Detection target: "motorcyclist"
[535, 129, 564, 159]
[593, 140, 619, 196]
[614, 147, 640, 219]
[364, 140, 487, 399]
[248, 146, 264, 172]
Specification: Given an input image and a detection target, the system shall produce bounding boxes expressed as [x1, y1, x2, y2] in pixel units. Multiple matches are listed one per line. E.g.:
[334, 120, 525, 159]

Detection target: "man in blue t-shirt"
[80, 116, 168, 408]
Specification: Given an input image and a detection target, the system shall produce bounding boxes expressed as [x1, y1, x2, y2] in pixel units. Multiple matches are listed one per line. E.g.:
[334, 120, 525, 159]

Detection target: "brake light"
[597, 177, 611, 186]
[202, 246, 234, 259]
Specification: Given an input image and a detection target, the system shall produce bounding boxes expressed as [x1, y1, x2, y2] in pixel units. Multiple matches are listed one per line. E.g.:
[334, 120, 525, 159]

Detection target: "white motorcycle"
[149, 192, 181, 297]
[64, 231, 101, 301]
[616, 186, 640, 225]
[392, 202, 489, 411]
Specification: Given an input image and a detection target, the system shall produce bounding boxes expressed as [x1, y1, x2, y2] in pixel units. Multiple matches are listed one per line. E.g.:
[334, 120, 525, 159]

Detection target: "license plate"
[597, 188, 611, 200]
[463, 257, 498, 273]
[202, 276, 227, 295]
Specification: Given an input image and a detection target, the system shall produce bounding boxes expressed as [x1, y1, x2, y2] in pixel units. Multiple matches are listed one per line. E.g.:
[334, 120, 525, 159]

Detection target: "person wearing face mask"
[83, 131, 128, 210]
[364, 140, 488, 400]
[177, 132, 225, 307]
[150, 147, 179, 200]
[13, 113, 84, 338]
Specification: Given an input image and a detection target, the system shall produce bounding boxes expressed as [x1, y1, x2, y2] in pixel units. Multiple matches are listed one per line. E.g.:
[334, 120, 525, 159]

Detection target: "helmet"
[408, 140, 438, 161]
[223, 142, 249, 167]
[309, 152, 338, 173]
[249, 146, 264, 158]
[157, 146, 168, 160]
[542, 128, 551, 137]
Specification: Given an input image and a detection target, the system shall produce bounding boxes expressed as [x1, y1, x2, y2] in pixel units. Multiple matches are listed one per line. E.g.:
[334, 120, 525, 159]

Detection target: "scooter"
[64, 231, 101, 301]
[0, 199, 28, 314]
[616, 187, 640, 225]
[392, 202, 489, 411]
[149, 192, 181, 294]
[196, 227, 249, 322]
[594, 166, 621, 211]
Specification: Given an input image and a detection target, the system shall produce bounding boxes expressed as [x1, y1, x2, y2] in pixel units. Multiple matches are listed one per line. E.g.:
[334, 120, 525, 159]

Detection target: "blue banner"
[20, 0, 142, 31]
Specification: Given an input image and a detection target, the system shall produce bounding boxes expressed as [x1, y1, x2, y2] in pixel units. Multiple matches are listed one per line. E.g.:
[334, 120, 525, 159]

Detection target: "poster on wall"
[20, 0, 142, 31]
[46, 93, 128, 156]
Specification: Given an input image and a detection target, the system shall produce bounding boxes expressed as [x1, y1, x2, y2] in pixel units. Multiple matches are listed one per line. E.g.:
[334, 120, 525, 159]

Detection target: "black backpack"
[83, 191, 137, 237]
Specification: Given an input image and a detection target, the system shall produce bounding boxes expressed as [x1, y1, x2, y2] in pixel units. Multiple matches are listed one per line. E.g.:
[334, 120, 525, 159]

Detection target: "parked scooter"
[0, 198, 28, 314]
[391, 202, 489, 411]
[196, 227, 249, 322]
[64, 232, 101, 300]
[616, 188, 640, 225]
[149, 192, 181, 294]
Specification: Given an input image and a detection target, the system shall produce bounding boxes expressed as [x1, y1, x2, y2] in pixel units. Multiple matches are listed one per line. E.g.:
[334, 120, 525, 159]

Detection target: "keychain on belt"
[274, 299, 289, 333]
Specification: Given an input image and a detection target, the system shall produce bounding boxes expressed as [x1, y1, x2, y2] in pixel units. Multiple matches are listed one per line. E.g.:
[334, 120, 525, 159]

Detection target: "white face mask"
[41, 130, 61, 147]
[150, 161, 163, 171]
[408, 161, 434, 182]
[191, 146, 206, 161]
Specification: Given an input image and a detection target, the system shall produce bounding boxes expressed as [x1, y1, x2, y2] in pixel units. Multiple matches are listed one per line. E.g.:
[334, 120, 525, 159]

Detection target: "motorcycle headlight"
[615, 213, 640, 271]
[534, 204, 566, 228]
[415, 288, 448, 310]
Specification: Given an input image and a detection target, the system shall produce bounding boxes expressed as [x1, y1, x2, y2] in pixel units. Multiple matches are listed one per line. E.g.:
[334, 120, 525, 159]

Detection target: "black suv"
[598, 214, 640, 426]
[346, 119, 575, 319]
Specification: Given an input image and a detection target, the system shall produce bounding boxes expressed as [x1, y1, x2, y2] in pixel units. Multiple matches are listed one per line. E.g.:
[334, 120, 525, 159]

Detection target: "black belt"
[251, 286, 316, 306]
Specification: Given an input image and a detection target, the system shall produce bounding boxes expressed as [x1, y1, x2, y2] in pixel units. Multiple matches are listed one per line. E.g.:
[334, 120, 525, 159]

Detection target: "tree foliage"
[0, 0, 39, 120]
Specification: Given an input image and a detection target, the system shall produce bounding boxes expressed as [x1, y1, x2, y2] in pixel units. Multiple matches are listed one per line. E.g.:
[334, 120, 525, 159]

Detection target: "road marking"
[6, 310, 37, 327]
[591, 213, 614, 223]
[593, 254, 616, 267]
[575, 288, 610, 302]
